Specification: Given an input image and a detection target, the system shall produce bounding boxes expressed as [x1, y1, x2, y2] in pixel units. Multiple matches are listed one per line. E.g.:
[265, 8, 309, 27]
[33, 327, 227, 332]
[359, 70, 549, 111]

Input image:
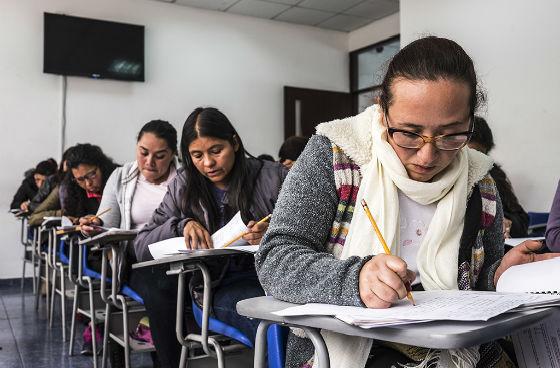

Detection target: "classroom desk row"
[129, 241, 560, 368]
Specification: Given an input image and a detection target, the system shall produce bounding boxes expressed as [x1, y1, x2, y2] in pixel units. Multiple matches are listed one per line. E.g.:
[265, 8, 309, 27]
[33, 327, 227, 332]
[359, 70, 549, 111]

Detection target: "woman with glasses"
[256, 36, 559, 368]
[61, 143, 119, 222]
[60, 143, 119, 355]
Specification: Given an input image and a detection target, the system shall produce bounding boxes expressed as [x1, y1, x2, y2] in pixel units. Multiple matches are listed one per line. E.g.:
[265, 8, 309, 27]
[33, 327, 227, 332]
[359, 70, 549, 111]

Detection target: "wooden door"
[284, 86, 353, 139]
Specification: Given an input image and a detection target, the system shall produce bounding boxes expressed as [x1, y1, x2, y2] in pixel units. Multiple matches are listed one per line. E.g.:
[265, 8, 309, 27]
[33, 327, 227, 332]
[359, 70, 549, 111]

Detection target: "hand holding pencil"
[224, 214, 272, 248]
[358, 199, 417, 308]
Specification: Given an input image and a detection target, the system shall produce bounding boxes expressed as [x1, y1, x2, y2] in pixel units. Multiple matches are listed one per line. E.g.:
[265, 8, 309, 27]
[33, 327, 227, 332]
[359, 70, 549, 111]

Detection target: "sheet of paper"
[274, 291, 560, 323]
[61, 216, 73, 227]
[148, 237, 185, 259]
[496, 257, 560, 294]
[211, 211, 249, 249]
[513, 313, 560, 368]
[505, 237, 545, 247]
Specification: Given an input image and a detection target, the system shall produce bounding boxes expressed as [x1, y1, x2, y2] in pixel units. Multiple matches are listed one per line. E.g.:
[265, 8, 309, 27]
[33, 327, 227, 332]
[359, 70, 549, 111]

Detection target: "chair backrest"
[528, 212, 550, 227]
[528, 212, 550, 236]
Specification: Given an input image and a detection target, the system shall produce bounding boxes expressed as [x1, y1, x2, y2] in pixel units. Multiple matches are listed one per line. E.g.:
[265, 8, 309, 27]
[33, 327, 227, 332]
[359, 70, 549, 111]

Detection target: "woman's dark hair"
[35, 158, 58, 176]
[379, 36, 484, 119]
[278, 136, 309, 162]
[470, 116, 495, 153]
[62, 143, 119, 217]
[180, 107, 257, 233]
[137, 120, 178, 154]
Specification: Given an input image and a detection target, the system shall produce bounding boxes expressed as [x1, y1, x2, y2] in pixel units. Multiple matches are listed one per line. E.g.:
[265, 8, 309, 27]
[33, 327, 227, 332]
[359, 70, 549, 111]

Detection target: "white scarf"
[314, 105, 494, 368]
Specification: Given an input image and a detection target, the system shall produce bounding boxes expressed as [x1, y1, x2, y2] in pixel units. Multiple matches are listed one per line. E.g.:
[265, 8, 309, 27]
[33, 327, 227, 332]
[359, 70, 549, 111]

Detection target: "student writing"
[256, 36, 559, 368]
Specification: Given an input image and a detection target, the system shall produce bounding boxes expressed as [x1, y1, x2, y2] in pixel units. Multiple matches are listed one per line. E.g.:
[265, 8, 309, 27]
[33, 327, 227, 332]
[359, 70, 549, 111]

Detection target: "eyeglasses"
[73, 168, 98, 183]
[384, 112, 473, 151]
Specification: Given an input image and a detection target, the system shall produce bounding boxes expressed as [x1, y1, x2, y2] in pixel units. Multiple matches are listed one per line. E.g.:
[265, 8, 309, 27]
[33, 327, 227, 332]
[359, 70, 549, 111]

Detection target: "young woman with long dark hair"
[134, 107, 287, 368]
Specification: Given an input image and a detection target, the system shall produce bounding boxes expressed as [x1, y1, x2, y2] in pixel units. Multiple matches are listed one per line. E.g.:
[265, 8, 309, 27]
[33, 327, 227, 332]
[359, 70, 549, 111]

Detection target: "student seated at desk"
[80, 120, 178, 368]
[27, 149, 74, 226]
[256, 36, 559, 368]
[11, 158, 57, 211]
[27, 149, 71, 213]
[135, 107, 287, 368]
[546, 179, 560, 251]
[468, 117, 529, 238]
[63, 143, 119, 355]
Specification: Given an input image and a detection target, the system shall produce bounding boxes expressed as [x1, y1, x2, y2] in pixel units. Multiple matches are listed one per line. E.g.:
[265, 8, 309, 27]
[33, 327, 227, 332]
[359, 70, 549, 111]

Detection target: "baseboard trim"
[0, 277, 31, 288]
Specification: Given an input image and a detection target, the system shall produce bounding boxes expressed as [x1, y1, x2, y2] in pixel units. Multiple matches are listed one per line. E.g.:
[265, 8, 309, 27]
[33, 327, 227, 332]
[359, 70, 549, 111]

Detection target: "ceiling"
[153, 0, 399, 32]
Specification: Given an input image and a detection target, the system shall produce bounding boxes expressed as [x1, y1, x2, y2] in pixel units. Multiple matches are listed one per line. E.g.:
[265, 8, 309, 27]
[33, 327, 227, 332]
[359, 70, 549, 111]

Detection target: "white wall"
[0, 0, 349, 278]
[348, 12, 399, 52]
[401, 0, 560, 212]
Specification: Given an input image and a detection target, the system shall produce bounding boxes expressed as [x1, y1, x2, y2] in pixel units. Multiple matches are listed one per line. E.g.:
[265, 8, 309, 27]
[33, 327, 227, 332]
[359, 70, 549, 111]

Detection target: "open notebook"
[148, 211, 258, 260]
[496, 258, 560, 368]
[496, 257, 560, 294]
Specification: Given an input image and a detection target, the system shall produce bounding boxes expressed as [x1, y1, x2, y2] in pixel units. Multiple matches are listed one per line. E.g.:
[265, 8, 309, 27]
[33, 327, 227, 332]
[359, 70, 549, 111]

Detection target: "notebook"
[504, 237, 545, 247]
[496, 257, 560, 368]
[496, 257, 560, 294]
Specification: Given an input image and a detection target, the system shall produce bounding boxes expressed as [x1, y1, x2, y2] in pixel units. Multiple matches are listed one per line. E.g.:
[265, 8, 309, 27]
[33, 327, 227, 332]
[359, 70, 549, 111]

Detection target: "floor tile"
[1, 282, 254, 368]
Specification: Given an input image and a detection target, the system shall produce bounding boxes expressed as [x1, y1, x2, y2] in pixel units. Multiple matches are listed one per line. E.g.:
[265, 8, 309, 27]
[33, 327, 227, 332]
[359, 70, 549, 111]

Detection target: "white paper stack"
[148, 211, 256, 259]
[274, 290, 560, 329]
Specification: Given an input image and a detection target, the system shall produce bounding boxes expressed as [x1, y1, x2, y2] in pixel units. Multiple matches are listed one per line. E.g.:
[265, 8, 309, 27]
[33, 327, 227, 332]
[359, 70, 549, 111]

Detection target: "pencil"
[91, 207, 111, 222]
[56, 225, 82, 235]
[360, 199, 416, 306]
[222, 214, 272, 248]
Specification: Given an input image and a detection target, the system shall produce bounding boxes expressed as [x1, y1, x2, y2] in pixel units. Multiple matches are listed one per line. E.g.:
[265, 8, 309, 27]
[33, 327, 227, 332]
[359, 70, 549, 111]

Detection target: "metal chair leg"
[32, 251, 37, 295]
[49, 267, 57, 327]
[21, 247, 26, 291]
[101, 303, 111, 368]
[43, 254, 51, 316]
[87, 278, 99, 368]
[60, 265, 67, 342]
[69, 284, 79, 356]
[120, 297, 131, 368]
[34, 260, 43, 310]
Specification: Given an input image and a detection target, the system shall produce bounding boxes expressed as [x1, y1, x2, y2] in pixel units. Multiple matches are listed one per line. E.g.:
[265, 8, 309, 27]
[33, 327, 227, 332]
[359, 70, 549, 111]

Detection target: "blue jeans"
[212, 271, 265, 345]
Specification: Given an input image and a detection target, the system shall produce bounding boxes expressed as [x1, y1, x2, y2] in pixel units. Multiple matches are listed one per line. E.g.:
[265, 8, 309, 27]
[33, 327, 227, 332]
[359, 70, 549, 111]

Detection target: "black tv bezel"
[43, 12, 145, 82]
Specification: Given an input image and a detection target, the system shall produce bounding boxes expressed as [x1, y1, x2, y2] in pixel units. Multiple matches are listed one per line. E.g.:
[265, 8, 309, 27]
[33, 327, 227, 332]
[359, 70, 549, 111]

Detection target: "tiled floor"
[0, 279, 253, 368]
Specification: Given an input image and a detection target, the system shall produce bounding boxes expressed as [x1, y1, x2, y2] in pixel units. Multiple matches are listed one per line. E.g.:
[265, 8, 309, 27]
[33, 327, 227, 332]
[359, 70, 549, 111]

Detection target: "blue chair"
[528, 212, 549, 236]
[191, 300, 287, 368]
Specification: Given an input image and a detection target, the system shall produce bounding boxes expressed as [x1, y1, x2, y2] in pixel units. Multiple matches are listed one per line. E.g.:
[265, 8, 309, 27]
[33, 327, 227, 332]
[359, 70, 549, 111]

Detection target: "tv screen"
[44, 13, 144, 82]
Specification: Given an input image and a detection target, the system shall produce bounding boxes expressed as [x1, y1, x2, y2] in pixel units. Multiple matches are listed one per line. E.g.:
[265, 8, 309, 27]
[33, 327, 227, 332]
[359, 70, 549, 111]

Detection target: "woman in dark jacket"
[134, 107, 287, 368]
[11, 158, 57, 210]
[28, 148, 73, 214]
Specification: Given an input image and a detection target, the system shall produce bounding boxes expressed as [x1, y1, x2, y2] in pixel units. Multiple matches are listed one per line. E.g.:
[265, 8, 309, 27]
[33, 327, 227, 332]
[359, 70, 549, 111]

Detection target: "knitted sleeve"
[255, 135, 368, 307]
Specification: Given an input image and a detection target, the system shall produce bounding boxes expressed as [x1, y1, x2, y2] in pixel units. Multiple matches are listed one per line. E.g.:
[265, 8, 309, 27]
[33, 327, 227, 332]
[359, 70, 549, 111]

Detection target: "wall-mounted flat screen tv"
[44, 13, 144, 82]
